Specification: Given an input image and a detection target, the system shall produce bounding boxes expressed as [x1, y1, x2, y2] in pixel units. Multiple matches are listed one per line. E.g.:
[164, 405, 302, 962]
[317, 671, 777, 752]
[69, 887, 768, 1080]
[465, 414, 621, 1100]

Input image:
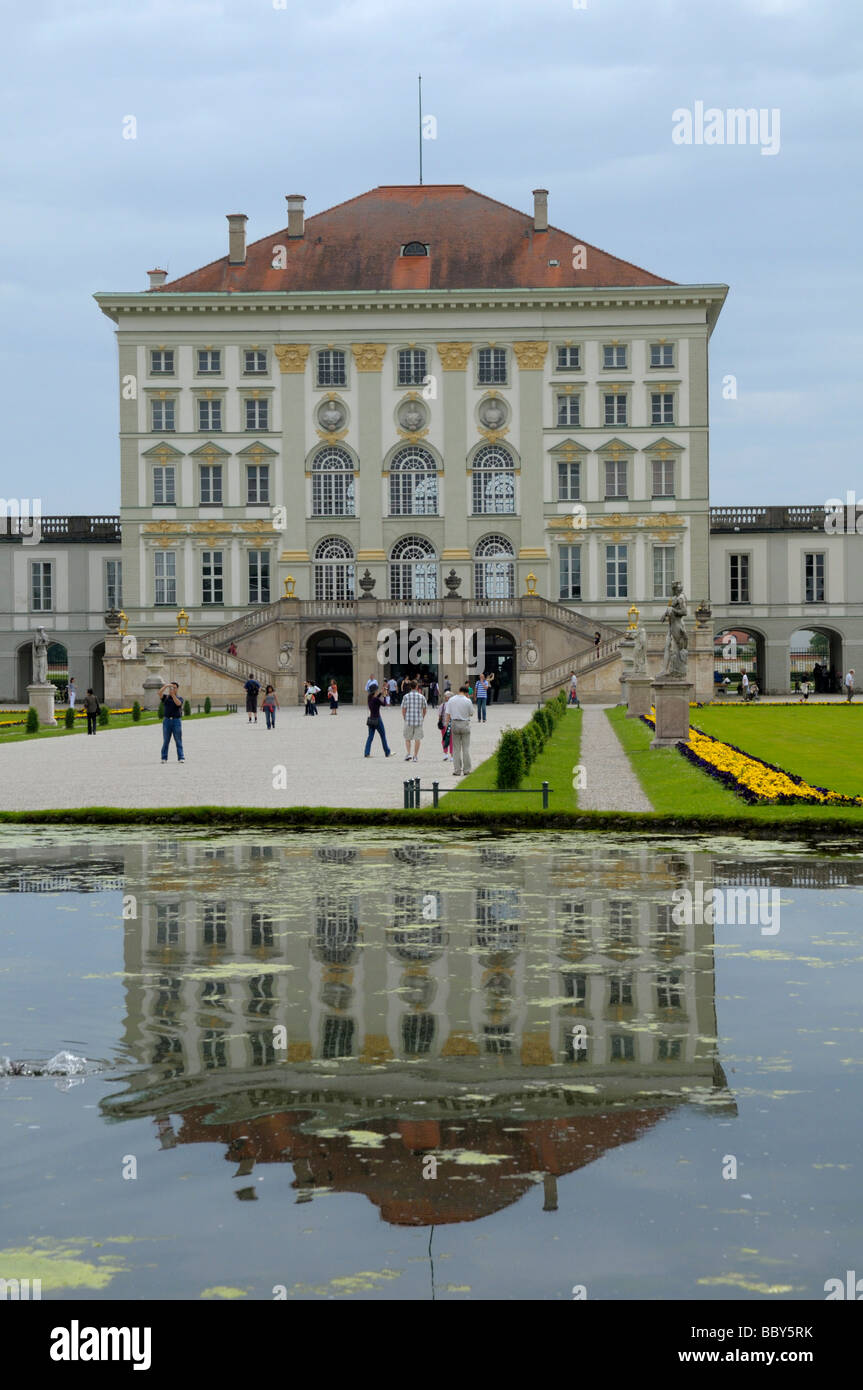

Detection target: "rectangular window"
[559, 544, 581, 600]
[557, 459, 580, 500]
[154, 551, 176, 606]
[805, 551, 825, 602]
[651, 390, 675, 425]
[197, 348, 221, 374]
[611, 1034, 635, 1061]
[606, 544, 628, 598]
[477, 347, 507, 384]
[243, 349, 267, 374]
[604, 459, 627, 498]
[197, 398, 222, 432]
[397, 348, 427, 386]
[151, 398, 175, 432]
[150, 349, 174, 375]
[556, 393, 580, 426]
[556, 345, 581, 370]
[604, 392, 627, 425]
[317, 349, 346, 387]
[155, 904, 180, 946]
[202, 902, 227, 945]
[246, 464, 270, 505]
[30, 560, 53, 611]
[658, 1038, 682, 1060]
[245, 398, 269, 431]
[248, 550, 270, 605]
[729, 553, 750, 603]
[201, 550, 223, 605]
[105, 559, 123, 610]
[153, 466, 175, 505]
[603, 344, 627, 369]
[653, 546, 676, 598]
[609, 974, 633, 1006]
[650, 342, 674, 368]
[652, 457, 675, 497]
[656, 973, 682, 1009]
[199, 465, 222, 505]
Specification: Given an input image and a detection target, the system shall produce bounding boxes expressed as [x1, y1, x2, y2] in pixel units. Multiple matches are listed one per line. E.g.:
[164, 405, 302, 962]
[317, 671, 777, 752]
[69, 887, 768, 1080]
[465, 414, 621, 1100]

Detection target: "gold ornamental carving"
[143, 520, 187, 535]
[512, 341, 548, 370]
[274, 344, 310, 374]
[436, 342, 473, 371]
[351, 343, 388, 372]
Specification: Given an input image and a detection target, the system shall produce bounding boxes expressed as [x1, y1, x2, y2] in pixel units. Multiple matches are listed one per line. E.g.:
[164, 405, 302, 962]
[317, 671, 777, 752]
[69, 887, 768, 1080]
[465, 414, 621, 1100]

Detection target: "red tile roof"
[159, 185, 674, 293]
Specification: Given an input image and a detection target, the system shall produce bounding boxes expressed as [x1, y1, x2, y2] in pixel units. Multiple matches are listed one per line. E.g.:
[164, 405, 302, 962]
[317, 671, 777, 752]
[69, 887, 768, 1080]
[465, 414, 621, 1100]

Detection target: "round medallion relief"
[478, 396, 508, 430]
[317, 398, 347, 432]
[397, 398, 428, 433]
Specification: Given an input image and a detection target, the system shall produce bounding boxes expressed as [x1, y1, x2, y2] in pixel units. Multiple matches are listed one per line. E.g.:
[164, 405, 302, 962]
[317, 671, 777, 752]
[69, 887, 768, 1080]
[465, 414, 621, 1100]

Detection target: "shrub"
[535, 707, 552, 737]
[521, 724, 539, 767]
[183, 699, 191, 717]
[204, 696, 212, 714]
[98, 705, 109, 726]
[132, 701, 141, 722]
[64, 706, 75, 729]
[496, 728, 525, 789]
[26, 707, 39, 733]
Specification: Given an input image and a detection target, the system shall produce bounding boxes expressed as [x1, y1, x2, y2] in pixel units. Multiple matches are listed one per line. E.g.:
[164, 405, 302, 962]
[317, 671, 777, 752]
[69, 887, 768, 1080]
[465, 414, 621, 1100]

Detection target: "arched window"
[389, 535, 437, 600]
[402, 241, 428, 257]
[472, 444, 516, 515]
[474, 534, 515, 600]
[314, 537, 355, 601]
[312, 446, 355, 517]
[389, 447, 438, 517]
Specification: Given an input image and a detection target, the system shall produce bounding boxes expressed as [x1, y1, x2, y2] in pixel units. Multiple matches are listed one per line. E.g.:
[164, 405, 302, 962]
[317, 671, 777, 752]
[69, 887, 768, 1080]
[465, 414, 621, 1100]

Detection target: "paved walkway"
[577, 705, 653, 813]
[0, 703, 536, 812]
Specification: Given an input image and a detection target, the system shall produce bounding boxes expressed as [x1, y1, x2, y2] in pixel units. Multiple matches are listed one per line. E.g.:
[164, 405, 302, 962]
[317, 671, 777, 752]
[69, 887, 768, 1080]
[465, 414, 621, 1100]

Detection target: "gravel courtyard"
[0, 703, 536, 812]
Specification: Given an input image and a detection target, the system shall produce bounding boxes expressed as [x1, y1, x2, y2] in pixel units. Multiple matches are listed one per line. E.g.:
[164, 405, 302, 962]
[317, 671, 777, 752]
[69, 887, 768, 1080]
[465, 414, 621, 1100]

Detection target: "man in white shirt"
[364, 675, 377, 692]
[68, 677, 77, 709]
[741, 672, 750, 700]
[845, 669, 855, 702]
[444, 685, 474, 776]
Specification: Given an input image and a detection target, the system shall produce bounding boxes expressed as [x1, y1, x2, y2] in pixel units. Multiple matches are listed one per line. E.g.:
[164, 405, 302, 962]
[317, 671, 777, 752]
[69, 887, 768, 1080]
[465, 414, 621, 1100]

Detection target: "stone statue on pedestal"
[32, 627, 49, 684]
[632, 624, 647, 674]
[659, 582, 688, 678]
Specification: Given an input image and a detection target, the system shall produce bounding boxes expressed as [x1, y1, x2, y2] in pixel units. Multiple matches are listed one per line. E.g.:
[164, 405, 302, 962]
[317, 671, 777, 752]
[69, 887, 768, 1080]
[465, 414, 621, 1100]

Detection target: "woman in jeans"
[261, 685, 279, 729]
[364, 681, 392, 758]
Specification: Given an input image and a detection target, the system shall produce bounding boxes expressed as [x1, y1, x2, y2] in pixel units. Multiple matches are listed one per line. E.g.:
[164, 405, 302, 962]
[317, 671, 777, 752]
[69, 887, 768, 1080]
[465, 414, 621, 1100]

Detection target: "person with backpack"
[244, 673, 261, 724]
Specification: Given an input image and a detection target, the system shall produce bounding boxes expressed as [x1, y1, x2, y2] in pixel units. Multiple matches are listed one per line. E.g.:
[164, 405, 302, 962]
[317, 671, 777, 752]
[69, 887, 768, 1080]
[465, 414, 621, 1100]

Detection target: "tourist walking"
[327, 679, 339, 714]
[569, 671, 579, 706]
[428, 678, 439, 709]
[438, 690, 452, 761]
[443, 675, 451, 694]
[444, 685, 474, 777]
[67, 678, 77, 709]
[845, 669, 856, 702]
[159, 682, 185, 763]
[594, 630, 601, 651]
[304, 681, 319, 715]
[227, 641, 238, 656]
[401, 679, 427, 762]
[244, 673, 261, 723]
[741, 672, 750, 701]
[261, 684, 279, 729]
[82, 687, 99, 735]
[475, 673, 489, 722]
[387, 675, 398, 705]
[365, 674, 377, 693]
[364, 681, 392, 758]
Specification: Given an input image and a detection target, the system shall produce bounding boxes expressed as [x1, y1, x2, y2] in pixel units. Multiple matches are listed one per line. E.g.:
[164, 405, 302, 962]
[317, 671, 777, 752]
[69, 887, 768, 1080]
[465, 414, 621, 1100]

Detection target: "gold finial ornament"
[117, 611, 128, 635]
[284, 575, 296, 598]
[176, 609, 189, 634]
[627, 604, 640, 631]
[525, 572, 538, 595]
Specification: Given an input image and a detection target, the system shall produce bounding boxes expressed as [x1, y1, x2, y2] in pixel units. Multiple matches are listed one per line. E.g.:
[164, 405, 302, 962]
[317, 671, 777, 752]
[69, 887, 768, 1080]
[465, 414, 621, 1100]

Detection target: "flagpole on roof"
[418, 74, 423, 185]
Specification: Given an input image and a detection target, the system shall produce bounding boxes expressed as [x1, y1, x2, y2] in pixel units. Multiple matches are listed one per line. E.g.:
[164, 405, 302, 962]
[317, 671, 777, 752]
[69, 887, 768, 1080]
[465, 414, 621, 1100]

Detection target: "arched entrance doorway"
[790, 627, 843, 693]
[484, 630, 516, 703]
[91, 643, 106, 703]
[308, 630, 353, 703]
[713, 628, 765, 693]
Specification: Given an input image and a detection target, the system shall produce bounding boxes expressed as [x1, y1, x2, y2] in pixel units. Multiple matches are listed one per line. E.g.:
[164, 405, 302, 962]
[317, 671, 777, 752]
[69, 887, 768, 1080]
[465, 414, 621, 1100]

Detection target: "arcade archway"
[307, 630, 354, 703]
[790, 627, 843, 693]
[483, 629, 516, 703]
[713, 627, 765, 692]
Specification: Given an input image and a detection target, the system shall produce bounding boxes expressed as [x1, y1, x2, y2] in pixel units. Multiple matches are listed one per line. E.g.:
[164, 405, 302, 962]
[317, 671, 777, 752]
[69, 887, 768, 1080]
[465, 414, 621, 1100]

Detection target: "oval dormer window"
[401, 241, 428, 257]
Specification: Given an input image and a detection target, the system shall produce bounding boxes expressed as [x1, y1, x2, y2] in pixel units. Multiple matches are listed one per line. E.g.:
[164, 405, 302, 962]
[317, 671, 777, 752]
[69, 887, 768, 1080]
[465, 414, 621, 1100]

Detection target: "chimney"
[147, 268, 167, 289]
[286, 194, 306, 239]
[226, 213, 248, 265]
[533, 188, 549, 233]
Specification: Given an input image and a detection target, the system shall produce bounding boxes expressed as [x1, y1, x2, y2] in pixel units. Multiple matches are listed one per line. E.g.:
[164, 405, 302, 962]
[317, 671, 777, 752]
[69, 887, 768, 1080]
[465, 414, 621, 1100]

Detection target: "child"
[327, 680, 339, 714]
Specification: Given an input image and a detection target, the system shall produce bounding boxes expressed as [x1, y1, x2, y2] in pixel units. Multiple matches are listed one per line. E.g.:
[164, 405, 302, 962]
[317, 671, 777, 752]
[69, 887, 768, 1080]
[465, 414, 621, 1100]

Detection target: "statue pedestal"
[650, 677, 693, 748]
[142, 675, 164, 713]
[626, 675, 654, 720]
[27, 683, 58, 728]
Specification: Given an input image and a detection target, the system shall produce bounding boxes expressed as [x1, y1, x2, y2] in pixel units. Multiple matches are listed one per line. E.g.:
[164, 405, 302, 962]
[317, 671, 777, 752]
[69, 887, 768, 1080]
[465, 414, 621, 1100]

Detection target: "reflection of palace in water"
[4, 836, 777, 1223]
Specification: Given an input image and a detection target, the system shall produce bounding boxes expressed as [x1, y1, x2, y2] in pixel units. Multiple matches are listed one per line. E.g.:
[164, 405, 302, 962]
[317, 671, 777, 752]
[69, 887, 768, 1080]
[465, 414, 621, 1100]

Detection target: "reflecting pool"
[1, 830, 861, 1300]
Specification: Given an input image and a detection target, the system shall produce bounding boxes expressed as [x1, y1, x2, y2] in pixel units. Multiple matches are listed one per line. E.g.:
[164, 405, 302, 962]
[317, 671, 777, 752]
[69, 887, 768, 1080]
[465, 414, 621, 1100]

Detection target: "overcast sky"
[4, 0, 860, 513]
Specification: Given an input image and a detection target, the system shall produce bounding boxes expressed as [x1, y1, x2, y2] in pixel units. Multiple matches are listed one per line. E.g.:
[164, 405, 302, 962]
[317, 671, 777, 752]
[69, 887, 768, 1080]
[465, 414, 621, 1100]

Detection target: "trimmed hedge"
[26, 707, 39, 733]
[132, 702, 142, 722]
[64, 707, 75, 729]
[183, 699, 192, 717]
[496, 728, 526, 789]
[204, 696, 212, 713]
[98, 705, 109, 726]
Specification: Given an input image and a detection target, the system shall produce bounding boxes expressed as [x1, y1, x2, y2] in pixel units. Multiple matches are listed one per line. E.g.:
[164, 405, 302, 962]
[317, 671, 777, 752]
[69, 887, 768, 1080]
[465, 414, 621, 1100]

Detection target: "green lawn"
[435, 707, 582, 813]
[691, 705, 863, 798]
[606, 706, 863, 824]
[0, 709, 229, 744]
